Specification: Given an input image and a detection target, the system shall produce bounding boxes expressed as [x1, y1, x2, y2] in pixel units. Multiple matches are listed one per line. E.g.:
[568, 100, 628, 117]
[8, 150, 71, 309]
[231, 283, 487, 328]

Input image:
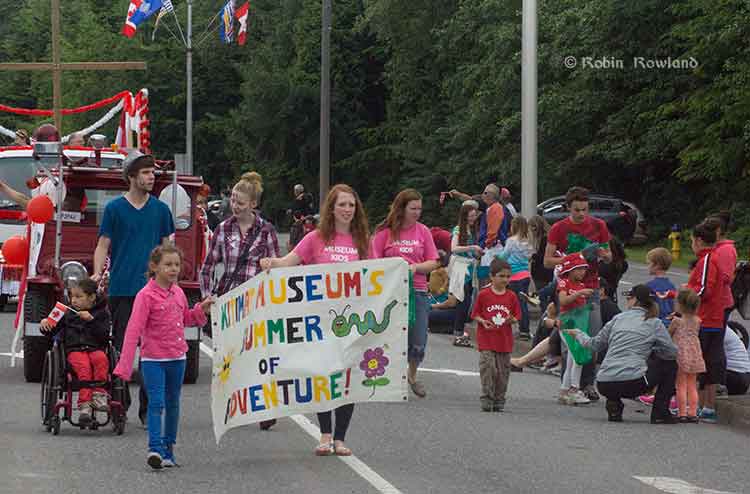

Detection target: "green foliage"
[1, 0, 748, 235]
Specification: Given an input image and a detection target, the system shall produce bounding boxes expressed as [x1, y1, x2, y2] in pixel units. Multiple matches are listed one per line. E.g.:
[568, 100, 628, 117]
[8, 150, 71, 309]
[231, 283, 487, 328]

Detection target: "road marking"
[0, 351, 23, 359]
[291, 414, 403, 494]
[634, 476, 736, 494]
[199, 339, 403, 493]
[420, 367, 479, 377]
[620, 280, 633, 285]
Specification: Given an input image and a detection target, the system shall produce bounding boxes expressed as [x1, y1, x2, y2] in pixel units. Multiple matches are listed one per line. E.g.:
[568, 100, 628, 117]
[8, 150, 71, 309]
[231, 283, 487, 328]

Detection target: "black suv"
[537, 195, 647, 244]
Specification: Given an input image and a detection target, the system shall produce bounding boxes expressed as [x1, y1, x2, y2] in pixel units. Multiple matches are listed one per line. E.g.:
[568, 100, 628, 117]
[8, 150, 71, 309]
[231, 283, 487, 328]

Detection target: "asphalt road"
[1, 261, 747, 494]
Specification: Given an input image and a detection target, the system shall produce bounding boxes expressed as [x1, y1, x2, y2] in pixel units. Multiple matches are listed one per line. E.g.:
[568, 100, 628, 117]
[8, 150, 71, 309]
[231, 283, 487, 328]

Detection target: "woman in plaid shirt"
[199, 172, 280, 430]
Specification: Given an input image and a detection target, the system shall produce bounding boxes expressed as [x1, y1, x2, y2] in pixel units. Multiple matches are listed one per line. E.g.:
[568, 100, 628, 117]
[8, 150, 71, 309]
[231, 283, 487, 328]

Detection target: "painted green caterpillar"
[329, 300, 399, 337]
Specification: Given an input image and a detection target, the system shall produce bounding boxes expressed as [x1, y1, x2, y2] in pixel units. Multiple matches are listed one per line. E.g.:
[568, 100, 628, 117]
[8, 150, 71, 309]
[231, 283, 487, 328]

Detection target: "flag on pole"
[122, 0, 164, 38]
[219, 0, 235, 44]
[152, 0, 175, 41]
[235, 2, 250, 46]
[42, 302, 72, 329]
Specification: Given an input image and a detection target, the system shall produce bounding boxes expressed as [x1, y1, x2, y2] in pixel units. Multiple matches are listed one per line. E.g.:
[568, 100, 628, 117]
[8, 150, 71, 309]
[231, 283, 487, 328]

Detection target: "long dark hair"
[456, 202, 478, 246]
[376, 188, 422, 241]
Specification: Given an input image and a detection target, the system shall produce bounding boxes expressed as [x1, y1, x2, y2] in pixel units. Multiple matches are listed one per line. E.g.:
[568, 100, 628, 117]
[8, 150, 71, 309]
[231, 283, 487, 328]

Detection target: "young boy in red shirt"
[471, 258, 521, 412]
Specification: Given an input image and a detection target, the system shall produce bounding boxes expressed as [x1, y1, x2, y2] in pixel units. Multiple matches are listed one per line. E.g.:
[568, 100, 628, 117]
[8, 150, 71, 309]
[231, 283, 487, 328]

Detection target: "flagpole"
[319, 0, 332, 206]
[186, 0, 193, 174]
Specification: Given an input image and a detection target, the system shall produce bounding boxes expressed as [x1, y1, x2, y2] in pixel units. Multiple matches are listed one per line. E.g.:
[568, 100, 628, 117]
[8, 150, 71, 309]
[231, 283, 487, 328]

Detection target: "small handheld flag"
[42, 302, 75, 329]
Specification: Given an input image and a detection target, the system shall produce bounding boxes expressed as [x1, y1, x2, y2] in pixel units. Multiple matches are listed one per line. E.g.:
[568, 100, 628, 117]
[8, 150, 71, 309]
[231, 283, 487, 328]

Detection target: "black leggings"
[597, 357, 677, 418]
[453, 283, 474, 336]
[317, 404, 355, 441]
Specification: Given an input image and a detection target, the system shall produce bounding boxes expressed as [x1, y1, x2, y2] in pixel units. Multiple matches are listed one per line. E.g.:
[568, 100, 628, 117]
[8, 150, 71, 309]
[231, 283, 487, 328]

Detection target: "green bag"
[408, 270, 416, 329]
[559, 303, 593, 366]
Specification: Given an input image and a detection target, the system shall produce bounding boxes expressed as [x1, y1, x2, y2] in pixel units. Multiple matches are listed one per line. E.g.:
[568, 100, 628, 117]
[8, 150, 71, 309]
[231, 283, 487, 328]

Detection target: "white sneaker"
[92, 392, 109, 412]
[567, 389, 591, 405]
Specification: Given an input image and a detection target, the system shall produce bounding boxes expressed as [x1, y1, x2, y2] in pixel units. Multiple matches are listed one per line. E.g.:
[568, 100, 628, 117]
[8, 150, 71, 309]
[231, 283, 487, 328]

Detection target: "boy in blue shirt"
[645, 248, 677, 327]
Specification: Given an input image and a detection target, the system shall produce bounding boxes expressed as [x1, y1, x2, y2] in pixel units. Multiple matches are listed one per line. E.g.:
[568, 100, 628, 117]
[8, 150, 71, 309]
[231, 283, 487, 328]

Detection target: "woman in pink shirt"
[261, 184, 369, 456]
[114, 245, 212, 469]
[370, 188, 440, 398]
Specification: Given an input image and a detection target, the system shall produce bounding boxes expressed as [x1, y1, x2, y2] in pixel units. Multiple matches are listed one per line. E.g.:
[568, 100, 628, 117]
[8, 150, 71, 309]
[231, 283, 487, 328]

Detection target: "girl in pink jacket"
[114, 245, 212, 469]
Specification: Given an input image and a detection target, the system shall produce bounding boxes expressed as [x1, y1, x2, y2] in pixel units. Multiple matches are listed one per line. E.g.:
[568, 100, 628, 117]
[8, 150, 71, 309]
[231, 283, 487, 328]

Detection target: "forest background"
[1, 0, 749, 249]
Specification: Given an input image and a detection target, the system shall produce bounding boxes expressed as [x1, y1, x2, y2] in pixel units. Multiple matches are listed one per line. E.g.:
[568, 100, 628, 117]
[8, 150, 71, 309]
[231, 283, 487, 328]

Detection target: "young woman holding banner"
[260, 184, 370, 456]
[199, 172, 280, 431]
[371, 189, 440, 398]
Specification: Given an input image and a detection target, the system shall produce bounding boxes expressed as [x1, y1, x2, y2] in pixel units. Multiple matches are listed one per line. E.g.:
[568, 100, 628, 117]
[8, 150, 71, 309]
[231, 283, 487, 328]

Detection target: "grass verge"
[625, 243, 695, 271]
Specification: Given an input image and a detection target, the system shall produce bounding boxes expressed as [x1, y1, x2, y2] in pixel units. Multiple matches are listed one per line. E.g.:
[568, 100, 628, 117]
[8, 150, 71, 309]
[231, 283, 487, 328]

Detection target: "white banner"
[211, 258, 409, 443]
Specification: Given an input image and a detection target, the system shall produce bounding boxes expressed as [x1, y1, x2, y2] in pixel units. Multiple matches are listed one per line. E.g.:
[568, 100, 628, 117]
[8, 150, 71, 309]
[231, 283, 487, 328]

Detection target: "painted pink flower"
[359, 347, 389, 379]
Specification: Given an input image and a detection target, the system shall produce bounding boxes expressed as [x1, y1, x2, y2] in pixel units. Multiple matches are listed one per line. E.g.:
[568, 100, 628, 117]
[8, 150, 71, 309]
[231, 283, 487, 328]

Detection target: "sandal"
[314, 442, 335, 456]
[334, 442, 352, 456]
[409, 380, 427, 398]
[453, 335, 472, 348]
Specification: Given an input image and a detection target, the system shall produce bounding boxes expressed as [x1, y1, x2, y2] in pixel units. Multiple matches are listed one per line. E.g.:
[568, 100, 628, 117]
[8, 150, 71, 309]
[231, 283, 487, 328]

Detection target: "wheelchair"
[40, 335, 127, 435]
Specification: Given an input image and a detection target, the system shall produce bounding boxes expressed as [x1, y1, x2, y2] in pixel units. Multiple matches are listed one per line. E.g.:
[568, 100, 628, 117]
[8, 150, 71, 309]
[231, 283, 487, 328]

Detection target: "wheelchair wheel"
[40, 351, 54, 429]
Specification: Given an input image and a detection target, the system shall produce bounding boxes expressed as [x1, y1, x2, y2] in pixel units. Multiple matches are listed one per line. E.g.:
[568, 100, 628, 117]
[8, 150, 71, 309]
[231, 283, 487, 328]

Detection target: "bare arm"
[432, 294, 458, 310]
[92, 236, 111, 281]
[260, 252, 302, 271]
[413, 259, 440, 275]
[0, 181, 30, 208]
[544, 241, 564, 269]
[448, 189, 471, 202]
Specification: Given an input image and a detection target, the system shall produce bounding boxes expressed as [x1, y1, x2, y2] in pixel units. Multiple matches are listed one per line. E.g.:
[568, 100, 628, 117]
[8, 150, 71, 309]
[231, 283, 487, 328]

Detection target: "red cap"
[500, 187, 511, 199]
[559, 253, 588, 276]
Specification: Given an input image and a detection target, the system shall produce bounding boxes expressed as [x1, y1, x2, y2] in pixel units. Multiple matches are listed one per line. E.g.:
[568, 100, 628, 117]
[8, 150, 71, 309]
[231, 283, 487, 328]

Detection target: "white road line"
[620, 280, 633, 285]
[420, 367, 479, 377]
[0, 351, 23, 359]
[198, 340, 403, 494]
[634, 476, 736, 494]
[290, 414, 403, 494]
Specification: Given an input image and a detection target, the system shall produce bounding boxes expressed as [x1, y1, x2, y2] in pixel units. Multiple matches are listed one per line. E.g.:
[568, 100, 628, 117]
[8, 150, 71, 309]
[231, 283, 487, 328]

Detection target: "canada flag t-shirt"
[471, 288, 521, 353]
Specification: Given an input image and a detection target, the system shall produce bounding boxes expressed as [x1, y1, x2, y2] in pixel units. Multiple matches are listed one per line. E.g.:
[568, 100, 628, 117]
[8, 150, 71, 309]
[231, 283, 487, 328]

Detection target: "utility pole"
[186, 0, 194, 174]
[521, 0, 538, 218]
[319, 0, 332, 206]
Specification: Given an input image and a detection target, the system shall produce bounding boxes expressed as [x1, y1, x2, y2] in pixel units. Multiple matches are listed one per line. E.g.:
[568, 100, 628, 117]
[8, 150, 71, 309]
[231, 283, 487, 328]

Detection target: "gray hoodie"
[575, 307, 677, 382]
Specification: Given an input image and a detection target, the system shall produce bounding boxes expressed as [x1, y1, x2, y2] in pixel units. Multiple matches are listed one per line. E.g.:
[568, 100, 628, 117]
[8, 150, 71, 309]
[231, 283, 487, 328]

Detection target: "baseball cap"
[122, 149, 155, 182]
[622, 284, 655, 303]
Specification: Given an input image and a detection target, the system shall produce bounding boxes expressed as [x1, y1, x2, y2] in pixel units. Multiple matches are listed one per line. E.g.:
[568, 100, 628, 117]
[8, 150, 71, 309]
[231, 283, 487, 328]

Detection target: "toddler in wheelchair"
[41, 277, 111, 426]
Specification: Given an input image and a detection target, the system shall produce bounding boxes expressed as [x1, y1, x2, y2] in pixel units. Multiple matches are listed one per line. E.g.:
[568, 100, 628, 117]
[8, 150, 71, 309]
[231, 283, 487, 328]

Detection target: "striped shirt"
[199, 214, 279, 297]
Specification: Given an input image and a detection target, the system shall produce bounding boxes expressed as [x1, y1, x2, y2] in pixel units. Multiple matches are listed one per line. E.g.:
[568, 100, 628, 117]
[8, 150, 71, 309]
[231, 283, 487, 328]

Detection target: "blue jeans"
[509, 278, 531, 334]
[410, 292, 429, 364]
[141, 359, 186, 456]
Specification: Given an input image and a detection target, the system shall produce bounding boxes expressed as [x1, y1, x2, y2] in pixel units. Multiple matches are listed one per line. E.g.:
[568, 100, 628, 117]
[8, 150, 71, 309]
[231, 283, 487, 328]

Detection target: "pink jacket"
[714, 239, 737, 310]
[114, 279, 207, 380]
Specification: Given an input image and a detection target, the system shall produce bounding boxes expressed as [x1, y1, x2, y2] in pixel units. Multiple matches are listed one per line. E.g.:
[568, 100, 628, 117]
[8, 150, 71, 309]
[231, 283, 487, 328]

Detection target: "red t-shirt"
[430, 227, 452, 254]
[470, 287, 521, 353]
[548, 216, 610, 288]
[557, 277, 586, 313]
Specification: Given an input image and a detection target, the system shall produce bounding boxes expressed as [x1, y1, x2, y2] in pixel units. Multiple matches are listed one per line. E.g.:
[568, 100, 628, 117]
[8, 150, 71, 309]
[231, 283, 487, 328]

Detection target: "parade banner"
[211, 258, 409, 443]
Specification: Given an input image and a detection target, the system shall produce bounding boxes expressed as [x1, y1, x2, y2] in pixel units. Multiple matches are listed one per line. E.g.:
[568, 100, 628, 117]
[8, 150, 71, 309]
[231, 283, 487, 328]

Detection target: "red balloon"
[27, 195, 54, 224]
[2, 235, 28, 265]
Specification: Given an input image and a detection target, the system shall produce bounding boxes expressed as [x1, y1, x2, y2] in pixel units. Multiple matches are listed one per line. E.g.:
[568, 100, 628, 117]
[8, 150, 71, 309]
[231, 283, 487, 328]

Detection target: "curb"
[715, 395, 750, 434]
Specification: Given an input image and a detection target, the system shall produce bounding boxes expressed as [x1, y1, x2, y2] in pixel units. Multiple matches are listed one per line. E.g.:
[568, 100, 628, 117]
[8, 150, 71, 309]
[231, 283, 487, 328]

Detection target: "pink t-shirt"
[293, 230, 360, 265]
[370, 222, 439, 291]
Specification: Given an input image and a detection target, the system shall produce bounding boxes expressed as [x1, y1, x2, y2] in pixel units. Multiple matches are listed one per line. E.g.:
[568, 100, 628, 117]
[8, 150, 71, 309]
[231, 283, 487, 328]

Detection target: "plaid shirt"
[199, 214, 280, 297]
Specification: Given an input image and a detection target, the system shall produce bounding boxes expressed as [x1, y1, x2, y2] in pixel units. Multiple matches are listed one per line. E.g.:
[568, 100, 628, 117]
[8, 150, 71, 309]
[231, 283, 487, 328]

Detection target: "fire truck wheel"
[183, 340, 200, 384]
[24, 336, 50, 382]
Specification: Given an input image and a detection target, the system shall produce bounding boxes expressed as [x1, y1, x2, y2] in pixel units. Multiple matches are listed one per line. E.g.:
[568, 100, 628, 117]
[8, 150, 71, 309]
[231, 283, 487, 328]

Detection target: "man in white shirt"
[724, 326, 750, 395]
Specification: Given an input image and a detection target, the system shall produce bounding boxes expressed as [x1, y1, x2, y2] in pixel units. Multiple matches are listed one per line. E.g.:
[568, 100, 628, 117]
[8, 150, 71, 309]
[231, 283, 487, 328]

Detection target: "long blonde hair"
[376, 188, 422, 241]
[233, 171, 264, 204]
[509, 215, 529, 241]
[318, 184, 370, 259]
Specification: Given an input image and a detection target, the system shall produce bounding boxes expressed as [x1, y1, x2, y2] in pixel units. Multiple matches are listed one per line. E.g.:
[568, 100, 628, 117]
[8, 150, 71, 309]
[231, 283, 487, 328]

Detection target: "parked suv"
[537, 194, 647, 244]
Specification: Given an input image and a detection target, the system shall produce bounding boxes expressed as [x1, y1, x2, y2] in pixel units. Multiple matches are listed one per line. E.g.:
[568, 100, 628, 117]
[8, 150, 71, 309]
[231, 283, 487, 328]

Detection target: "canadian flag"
[122, 0, 142, 38]
[235, 2, 250, 46]
[43, 302, 71, 329]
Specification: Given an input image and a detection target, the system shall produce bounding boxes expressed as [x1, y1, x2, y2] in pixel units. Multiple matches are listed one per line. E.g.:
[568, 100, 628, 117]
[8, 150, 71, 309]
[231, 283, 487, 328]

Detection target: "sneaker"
[582, 385, 600, 401]
[699, 408, 718, 424]
[669, 397, 679, 415]
[162, 444, 178, 467]
[493, 401, 504, 412]
[606, 400, 624, 422]
[557, 390, 570, 404]
[481, 398, 493, 412]
[78, 403, 92, 426]
[637, 395, 655, 406]
[92, 392, 109, 412]
[453, 335, 472, 347]
[517, 332, 531, 341]
[651, 414, 679, 424]
[549, 365, 562, 377]
[147, 451, 163, 469]
[567, 389, 591, 405]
